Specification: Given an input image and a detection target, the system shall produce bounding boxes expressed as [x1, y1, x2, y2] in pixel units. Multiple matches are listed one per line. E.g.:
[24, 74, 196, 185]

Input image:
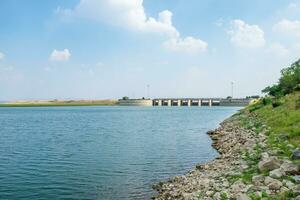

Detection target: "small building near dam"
[118, 98, 153, 106]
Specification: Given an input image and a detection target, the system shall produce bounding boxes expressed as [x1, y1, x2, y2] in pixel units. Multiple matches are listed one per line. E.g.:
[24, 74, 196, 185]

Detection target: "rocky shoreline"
[153, 113, 300, 199]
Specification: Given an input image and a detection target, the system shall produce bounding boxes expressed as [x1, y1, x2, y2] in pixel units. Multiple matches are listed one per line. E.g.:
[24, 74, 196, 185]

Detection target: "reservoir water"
[0, 106, 239, 199]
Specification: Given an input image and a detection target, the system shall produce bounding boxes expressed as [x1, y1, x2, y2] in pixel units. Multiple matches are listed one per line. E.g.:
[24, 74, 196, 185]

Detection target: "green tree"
[279, 59, 300, 95]
[262, 85, 283, 97]
[262, 59, 300, 97]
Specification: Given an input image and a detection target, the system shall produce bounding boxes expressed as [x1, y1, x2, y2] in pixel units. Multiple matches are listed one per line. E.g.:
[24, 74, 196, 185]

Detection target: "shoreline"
[0, 100, 118, 107]
[153, 111, 300, 199]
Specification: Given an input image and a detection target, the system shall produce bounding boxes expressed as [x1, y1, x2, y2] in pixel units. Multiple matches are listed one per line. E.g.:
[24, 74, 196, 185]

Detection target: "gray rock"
[222, 181, 229, 188]
[253, 191, 262, 198]
[285, 180, 295, 189]
[293, 150, 300, 160]
[264, 176, 282, 190]
[261, 152, 269, 160]
[206, 190, 214, 197]
[280, 160, 299, 175]
[258, 157, 281, 172]
[280, 186, 289, 193]
[295, 195, 300, 200]
[264, 176, 274, 185]
[252, 175, 264, 186]
[269, 168, 284, 179]
[236, 193, 250, 200]
[293, 175, 300, 183]
[267, 179, 283, 190]
[292, 185, 300, 195]
[231, 180, 247, 193]
[213, 192, 221, 200]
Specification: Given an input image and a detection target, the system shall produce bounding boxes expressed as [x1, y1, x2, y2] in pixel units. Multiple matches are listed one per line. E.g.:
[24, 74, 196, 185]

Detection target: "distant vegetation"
[0, 100, 118, 107]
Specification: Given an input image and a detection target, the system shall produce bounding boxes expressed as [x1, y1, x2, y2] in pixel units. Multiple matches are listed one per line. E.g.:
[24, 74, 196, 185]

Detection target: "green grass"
[226, 144, 263, 185]
[242, 92, 300, 158]
[220, 193, 229, 200]
[229, 93, 300, 199]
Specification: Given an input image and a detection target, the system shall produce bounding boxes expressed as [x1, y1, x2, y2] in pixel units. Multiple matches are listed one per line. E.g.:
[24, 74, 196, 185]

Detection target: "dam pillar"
[177, 100, 181, 106]
[209, 99, 212, 107]
[158, 100, 162, 106]
[198, 99, 202, 106]
[167, 100, 171, 106]
[187, 99, 191, 107]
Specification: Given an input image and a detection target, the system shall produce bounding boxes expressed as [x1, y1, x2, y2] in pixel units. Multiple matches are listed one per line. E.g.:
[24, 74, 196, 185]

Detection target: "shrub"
[262, 85, 283, 97]
[262, 97, 272, 105]
[272, 99, 283, 108]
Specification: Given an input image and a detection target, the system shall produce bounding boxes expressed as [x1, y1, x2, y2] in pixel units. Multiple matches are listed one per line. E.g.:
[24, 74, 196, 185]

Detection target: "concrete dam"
[118, 98, 252, 107]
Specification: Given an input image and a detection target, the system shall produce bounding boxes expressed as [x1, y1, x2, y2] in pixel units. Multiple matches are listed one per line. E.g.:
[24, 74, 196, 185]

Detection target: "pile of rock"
[252, 153, 300, 196]
[153, 116, 300, 200]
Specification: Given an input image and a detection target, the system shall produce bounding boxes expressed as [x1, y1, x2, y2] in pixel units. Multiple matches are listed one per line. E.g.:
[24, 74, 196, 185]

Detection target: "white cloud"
[164, 37, 207, 54]
[265, 43, 289, 57]
[0, 52, 5, 60]
[49, 49, 71, 61]
[58, 0, 207, 54]
[228, 19, 265, 48]
[273, 19, 300, 37]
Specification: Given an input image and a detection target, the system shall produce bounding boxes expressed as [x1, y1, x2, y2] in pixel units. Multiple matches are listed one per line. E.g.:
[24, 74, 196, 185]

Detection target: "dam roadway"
[118, 98, 252, 107]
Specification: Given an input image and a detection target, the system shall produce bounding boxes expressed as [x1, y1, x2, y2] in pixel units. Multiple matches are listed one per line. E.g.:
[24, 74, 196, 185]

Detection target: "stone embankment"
[153, 115, 300, 199]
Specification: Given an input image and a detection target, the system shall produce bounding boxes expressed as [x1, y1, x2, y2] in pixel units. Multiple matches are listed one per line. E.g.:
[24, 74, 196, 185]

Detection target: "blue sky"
[0, 0, 300, 101]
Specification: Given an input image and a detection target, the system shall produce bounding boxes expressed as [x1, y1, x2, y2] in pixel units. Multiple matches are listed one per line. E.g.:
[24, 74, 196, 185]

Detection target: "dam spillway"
[118, 98, 251, 107]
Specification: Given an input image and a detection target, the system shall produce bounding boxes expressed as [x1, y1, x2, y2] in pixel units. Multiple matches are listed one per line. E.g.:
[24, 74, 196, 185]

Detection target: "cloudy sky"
[0, 0, 300, 101]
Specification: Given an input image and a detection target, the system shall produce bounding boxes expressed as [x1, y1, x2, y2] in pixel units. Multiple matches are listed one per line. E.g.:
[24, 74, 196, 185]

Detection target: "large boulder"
[252, 175, 265, 186]
[280, 160, 299, 175]
[284, 180, 295, 189]
[264, 176, 283, 190]
[258, 157, 281, 172]
[269, 168, 285, 179]
[268, 180, 283, 190]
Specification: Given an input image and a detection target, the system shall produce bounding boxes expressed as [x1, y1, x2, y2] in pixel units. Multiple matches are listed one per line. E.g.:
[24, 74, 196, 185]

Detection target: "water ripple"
[0, 106, 239, 199]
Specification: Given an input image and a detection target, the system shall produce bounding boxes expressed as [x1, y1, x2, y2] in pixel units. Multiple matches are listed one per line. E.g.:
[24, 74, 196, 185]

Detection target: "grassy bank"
[0, 100, 118, 107]
[226, 92, 300, 199]
[238, 92, 300, 159]
[239, 58, 300, 158]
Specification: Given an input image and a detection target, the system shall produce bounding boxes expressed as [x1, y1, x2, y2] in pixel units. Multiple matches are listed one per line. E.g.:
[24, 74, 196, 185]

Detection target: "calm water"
[0, 106, 239, 200]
